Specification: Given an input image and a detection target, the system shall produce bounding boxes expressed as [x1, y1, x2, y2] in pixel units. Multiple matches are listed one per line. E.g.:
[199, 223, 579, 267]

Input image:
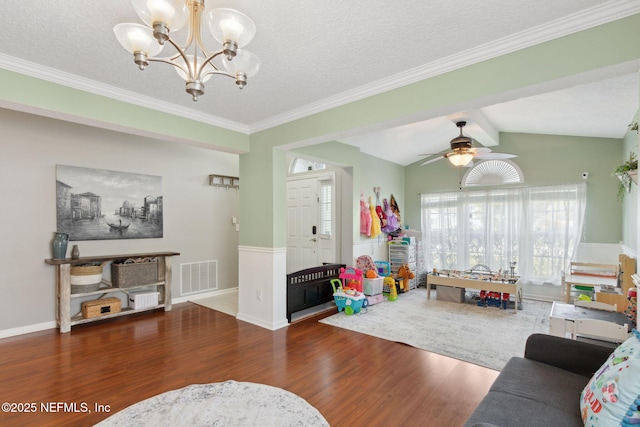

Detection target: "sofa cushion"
[580, 329, 640, 427]
[464, 357, 590, 427]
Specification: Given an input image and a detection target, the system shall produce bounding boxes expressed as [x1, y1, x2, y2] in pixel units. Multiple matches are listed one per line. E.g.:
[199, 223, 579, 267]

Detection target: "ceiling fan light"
[132, 0, 188, 31]
[448, 152, 474, 167]
[114, 23, 165, 56]
[207, 8, 257, 48]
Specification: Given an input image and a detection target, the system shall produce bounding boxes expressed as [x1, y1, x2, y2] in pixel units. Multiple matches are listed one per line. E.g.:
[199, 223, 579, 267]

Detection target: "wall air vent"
[180, 260, 218, 296]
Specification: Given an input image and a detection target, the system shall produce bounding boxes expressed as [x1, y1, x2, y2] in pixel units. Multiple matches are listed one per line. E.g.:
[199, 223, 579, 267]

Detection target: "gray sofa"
[464, 333, 613, 427]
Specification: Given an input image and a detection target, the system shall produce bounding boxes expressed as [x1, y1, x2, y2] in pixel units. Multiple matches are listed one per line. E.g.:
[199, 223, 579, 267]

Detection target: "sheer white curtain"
[421, 184, 586, 285]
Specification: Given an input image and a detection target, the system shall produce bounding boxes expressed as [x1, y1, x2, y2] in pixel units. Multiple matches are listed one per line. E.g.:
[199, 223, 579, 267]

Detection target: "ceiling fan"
[420, 121, 517, 167]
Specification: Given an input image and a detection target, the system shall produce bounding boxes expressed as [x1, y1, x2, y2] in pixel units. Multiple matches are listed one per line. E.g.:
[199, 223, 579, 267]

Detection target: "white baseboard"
[175, 287, 238, 304]
[236, 312, 289, 331]
[0, 321, 57, 339]
[1, 288, 240, 339]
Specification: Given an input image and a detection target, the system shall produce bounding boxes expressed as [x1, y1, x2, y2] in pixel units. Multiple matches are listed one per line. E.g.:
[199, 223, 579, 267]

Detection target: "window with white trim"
[289, 158, 326, 174]
[318, 179, 332, 237]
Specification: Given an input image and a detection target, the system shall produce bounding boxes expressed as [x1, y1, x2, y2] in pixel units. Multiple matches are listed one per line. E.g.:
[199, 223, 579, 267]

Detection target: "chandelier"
[114, 0, 260, 101]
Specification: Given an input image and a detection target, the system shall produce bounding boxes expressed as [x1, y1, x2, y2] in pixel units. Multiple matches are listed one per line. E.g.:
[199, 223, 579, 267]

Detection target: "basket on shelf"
[111, 257, 158, 288]
[70, 262, 105, 294]
[81, 297, 121, 319]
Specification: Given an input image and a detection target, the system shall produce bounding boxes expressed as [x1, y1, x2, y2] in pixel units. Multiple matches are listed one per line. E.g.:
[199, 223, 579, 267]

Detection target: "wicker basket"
[81, 297, 121, 319]
[111, 257, 158, 288]
[70, 263, 105, 293]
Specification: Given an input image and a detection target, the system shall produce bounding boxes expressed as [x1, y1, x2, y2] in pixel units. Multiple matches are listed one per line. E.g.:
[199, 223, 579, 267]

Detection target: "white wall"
[0, 109, 240, 334]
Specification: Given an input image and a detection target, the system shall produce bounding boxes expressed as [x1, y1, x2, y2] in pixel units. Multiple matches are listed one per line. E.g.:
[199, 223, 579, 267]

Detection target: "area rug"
[94, 380, 328, 427]
[319, 287, 551, 371]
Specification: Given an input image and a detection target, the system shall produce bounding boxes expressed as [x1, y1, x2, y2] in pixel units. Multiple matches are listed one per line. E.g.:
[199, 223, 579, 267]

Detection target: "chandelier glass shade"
[114, 0, 260, 101]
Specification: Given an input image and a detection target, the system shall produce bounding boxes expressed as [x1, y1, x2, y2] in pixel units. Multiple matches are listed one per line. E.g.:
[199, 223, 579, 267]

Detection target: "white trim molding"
[0, 321, 57, 340]
[236, 245, 289, 330]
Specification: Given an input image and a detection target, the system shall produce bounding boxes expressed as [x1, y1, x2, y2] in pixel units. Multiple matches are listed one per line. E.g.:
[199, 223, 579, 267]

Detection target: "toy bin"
[363, 277, 383, 296]
[366, 294, 384, 306]
[330, 279, 367, 315]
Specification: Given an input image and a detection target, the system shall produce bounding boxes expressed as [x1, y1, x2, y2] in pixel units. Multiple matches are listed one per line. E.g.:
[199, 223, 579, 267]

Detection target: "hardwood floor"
[0, 303, 498, 426]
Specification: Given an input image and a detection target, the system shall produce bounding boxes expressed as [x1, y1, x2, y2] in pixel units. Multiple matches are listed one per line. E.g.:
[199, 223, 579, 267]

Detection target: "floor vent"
[180, 260, 218, 296]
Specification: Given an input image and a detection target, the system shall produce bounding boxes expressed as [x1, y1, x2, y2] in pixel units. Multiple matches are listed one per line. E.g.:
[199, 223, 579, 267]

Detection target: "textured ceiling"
[0, 0, 639, 165]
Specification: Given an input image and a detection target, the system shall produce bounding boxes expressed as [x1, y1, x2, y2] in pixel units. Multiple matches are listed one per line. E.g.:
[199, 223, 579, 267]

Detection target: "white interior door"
[286, 174, 336, 273]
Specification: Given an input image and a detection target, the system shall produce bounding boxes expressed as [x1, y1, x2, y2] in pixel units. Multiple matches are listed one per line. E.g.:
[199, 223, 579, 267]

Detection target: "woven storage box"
[81, 297, 121, 319]
[70, 263, 105, 293]
[111, 257, 158, 288]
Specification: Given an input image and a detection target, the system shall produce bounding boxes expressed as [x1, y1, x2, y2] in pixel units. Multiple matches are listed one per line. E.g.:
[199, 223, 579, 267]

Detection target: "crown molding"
[249, 0, 640, 133]
[0, 53, 250, 134]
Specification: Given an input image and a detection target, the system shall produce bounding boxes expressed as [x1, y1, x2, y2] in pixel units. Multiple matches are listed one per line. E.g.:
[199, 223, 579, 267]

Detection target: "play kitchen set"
[330, 255, 416, 315]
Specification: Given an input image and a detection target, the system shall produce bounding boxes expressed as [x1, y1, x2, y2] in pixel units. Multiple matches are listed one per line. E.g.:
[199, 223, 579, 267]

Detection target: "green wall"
[287, 142, 404, 243]
[404, 133, 623, 243]
[0, 68, 250, 153]
[358, 153, 406, 234]
[240, 14, 640, 248]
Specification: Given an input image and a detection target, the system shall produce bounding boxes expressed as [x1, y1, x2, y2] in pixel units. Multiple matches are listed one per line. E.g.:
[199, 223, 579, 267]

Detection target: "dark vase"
[52, 232, 69, 260]
[71, 245, 80, 259]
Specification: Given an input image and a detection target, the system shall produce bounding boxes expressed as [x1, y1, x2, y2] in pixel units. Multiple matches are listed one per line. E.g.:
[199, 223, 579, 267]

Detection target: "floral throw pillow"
[580, 329, 640, 426]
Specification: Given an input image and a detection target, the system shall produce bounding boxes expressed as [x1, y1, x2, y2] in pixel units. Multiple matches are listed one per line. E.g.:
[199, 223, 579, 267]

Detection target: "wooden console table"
[45, 251, 180, 333]
[426, 274, 523, 311]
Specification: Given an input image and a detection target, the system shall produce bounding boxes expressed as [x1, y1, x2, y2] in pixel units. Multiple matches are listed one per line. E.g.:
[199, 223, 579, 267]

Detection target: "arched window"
[289, 158, 326, 174]
[462, 160, 523, 187]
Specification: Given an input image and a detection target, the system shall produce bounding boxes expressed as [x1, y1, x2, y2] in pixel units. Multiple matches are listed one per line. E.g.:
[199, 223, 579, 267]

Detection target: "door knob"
[310, 238, 317, 242]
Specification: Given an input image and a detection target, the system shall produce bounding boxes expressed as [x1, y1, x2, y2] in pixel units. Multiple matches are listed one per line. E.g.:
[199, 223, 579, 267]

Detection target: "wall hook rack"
[209, 174, 239, 189]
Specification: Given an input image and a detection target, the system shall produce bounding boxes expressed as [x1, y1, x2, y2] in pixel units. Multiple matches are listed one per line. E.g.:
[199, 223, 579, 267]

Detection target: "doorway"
[286, 172, 337, 273]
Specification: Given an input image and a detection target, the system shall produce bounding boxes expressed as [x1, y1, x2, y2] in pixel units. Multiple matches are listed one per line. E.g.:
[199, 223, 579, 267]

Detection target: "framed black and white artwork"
[56, 165, 163, 241]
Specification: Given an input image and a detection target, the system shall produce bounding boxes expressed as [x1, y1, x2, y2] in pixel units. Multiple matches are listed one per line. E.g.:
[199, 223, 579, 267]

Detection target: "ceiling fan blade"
[420, 156, 445, 166]
[474, 152, 517, 160]
[470, 147, 492, 153]
[418, 148, 449, 157]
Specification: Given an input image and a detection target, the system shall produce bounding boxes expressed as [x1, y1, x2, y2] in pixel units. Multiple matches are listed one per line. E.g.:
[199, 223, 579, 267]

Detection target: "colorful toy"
[477, 290, 510, 309]
[382, 276, 396, 293]
[502, 293, 510, 309]
[330, 278, 367, 315]
[477, 290, 487, 306]
[339, 267, 363, 293]
[396, 263, 415, 293]
[388, 280, 398, 301]
[365, 269, 378, 279]
[356, 255, 376, 277]
[375, 260, 391, 277]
